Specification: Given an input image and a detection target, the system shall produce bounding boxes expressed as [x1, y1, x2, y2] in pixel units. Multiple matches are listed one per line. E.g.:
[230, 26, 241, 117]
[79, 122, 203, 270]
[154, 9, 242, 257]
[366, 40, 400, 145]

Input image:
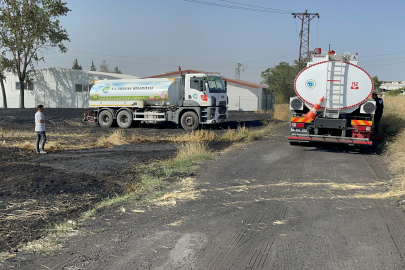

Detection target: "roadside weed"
[172, 129, 216, 142]
[380, 96, 405, 198]
[272, 104, 290, 121]
[222, 124, 248, 141]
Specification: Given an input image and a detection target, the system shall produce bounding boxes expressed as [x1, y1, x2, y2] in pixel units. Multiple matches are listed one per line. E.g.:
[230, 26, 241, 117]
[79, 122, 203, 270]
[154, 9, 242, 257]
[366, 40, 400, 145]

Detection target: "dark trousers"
[374, 114, 382, 134]
[35, 131, 46, 152]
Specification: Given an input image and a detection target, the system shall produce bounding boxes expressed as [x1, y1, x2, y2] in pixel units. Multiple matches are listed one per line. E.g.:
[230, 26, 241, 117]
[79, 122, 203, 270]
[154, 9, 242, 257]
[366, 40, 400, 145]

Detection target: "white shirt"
[35, 111, 45, 132]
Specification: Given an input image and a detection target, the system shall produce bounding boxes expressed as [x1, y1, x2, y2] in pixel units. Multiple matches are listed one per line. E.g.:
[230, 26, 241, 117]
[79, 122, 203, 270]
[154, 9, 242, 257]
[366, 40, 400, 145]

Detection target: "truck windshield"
[206, 77, 226, 93]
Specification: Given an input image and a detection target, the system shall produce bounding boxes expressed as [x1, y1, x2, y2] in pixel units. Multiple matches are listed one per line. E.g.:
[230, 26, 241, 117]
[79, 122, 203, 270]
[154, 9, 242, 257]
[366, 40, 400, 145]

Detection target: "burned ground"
[0, 109, 272, 253]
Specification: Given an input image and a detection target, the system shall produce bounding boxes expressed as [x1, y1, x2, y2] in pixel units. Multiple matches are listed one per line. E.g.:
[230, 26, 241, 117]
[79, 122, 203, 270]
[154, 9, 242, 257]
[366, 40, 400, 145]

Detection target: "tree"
[261, 61, 298, 104]
[113, 66, 122, 74]
[90, 60, 96, 71]
[99, 60, 109, 73]
[0, 0, 70, 108]
[372, 76, 382, 92]
[72, 58, 82, 70]
[0, 53, 12, 109]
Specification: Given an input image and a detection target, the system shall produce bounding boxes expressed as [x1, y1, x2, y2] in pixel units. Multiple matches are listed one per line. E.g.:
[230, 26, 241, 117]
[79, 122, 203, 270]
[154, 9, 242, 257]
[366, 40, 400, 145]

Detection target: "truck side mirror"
[224, 80, 227, 91]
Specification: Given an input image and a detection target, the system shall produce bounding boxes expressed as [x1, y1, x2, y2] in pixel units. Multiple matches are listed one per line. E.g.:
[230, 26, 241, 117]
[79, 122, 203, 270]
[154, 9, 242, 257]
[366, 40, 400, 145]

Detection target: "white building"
[380, 81, 405, 92]
[147, 69, 272, 111]
[0, 67, 139, 108]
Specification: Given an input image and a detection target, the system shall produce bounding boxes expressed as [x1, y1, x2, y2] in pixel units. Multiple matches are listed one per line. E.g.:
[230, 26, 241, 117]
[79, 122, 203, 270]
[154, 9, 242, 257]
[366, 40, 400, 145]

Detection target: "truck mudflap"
[289, 135, 372, 146]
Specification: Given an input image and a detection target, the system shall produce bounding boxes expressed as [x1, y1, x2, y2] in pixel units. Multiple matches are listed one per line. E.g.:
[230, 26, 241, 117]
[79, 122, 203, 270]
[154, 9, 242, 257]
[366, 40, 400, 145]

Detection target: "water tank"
[294, 60, 373, 113]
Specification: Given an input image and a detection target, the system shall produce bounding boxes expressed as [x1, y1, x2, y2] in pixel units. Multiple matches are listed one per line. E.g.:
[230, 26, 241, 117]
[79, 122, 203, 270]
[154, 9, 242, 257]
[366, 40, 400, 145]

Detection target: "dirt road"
[4, 126, 405, 269]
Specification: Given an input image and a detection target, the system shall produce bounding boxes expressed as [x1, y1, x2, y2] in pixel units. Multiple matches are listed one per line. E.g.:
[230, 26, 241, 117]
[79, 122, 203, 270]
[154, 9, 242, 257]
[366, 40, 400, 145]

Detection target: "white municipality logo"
[306, 79, 316, 90]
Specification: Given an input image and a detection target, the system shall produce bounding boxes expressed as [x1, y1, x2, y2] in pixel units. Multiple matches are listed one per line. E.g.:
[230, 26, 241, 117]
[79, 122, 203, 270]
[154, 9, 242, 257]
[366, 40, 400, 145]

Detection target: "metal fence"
[228, 95, 274, 111]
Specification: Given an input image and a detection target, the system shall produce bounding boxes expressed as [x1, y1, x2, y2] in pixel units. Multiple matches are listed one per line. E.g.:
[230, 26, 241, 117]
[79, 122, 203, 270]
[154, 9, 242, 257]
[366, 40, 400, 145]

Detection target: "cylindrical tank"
[294, 61, 373, 113]
[90, 79, 183, 106]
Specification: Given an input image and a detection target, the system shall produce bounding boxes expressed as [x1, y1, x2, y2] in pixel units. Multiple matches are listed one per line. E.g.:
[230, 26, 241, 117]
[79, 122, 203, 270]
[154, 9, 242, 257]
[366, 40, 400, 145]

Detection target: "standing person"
[35, 105, 49, 154]
[372, 92, 384, 134]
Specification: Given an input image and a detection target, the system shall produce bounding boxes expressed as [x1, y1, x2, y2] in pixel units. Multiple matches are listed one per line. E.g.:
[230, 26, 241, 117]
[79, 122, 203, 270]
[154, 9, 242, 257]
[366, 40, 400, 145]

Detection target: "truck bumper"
[203, 106, 228, 124]
[288, 135, 373, 146]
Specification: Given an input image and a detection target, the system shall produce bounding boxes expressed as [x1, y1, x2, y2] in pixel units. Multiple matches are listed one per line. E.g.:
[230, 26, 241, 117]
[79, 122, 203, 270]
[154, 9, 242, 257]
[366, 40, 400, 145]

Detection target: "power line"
[46, 50, 296, 65]
[362, 61, 405, 68]
[362, 51, 405, 58]
[63, 49, 405, 63]
[181, 0, 292, 14]
[45, 51, 296, 73]
[218, 0, 293, 13]
[45, 53, 292, 70]
[361, 56, 405, 63]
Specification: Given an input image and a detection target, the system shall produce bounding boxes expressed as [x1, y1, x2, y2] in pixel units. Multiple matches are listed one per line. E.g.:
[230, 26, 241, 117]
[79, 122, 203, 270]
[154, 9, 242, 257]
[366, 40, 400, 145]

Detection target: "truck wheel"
[180, 111, 199, 131]
[290, 141, 299, 146]
[99, 110, 114, 128]
[117, 110, 132, 129]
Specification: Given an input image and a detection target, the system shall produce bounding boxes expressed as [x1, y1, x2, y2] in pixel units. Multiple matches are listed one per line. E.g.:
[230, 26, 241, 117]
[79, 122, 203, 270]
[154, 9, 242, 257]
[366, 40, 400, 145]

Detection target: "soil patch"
[0, 108, 272, 252]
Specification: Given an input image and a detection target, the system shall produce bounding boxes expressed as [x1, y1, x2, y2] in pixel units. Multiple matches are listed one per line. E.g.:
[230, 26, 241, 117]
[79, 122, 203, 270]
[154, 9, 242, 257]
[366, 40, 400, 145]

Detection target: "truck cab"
[181, 74, 228, 125]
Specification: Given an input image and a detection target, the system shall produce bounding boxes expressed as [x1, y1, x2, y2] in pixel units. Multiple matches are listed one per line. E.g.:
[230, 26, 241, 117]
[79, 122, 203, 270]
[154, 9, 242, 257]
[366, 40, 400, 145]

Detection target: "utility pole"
[292, 10, 319, 69]
[235, 63, 245, 80]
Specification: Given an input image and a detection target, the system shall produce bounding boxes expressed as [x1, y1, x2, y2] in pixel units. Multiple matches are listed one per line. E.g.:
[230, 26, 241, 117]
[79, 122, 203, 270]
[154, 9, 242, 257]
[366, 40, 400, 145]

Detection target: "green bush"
[386, 89, 404, 96]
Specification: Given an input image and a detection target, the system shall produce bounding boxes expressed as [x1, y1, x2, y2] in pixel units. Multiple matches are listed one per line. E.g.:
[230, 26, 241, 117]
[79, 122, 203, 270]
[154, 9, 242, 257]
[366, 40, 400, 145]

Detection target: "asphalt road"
[4, 126, 405, 270]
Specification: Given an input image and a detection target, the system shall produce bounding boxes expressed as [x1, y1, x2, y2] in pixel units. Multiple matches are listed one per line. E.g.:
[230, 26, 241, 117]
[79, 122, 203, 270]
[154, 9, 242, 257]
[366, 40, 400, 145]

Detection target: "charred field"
[0, 108, 275, 253]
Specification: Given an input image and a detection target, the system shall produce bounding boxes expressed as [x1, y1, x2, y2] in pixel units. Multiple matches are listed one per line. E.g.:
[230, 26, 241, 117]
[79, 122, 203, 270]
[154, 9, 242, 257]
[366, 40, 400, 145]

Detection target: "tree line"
[72, 58, 122, 74]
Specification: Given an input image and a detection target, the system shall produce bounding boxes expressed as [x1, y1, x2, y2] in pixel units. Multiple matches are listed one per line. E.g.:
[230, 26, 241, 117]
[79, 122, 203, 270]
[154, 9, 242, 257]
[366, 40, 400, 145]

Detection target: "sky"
[37, 0, 405, 83]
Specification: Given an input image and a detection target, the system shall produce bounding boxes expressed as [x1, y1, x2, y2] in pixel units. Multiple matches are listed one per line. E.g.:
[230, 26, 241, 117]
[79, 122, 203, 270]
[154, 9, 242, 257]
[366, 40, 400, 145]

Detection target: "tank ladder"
[324, 55, 346, 118]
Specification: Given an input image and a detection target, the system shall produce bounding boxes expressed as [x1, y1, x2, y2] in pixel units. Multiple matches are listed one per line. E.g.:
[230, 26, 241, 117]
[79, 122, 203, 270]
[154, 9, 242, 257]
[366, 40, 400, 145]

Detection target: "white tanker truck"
[86, 73, 228, 130]
[289, 49, 376, 146]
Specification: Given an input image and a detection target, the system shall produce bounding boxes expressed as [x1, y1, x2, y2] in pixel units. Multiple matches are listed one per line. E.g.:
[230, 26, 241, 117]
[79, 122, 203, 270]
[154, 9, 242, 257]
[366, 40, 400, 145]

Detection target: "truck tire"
[99, 110, 114, 128]
[180, 111, 199, 131]
[117, 110, 132, 129]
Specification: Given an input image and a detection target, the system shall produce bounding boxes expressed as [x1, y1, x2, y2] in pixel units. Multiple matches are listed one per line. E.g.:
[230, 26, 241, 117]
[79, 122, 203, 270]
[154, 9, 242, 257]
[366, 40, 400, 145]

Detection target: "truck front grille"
[219, 106, 227, 114]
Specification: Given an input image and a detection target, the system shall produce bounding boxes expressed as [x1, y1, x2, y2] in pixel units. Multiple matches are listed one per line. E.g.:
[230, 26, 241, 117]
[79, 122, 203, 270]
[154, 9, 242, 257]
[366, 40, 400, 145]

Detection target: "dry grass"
[18, 220, 79, 255]
[176, 141, 210, 159]
[255, 109, 273, 114]
[380, 96, 405, 198]
[272, 104, 290, 121]
[95, 129, 128, 148]
[1, 121, 279, 153]
[171, 130, 216, 142]
[0, 115, 279, 153]
[222, 125, 248, 141]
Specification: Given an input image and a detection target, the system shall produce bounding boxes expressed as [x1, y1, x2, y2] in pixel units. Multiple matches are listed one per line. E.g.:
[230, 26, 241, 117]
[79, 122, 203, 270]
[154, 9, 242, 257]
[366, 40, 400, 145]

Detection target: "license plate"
[291, 128, 308, 132]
